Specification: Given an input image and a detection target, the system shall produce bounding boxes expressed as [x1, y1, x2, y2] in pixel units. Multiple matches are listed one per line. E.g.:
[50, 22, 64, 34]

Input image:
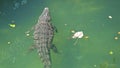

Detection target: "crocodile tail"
[37, 46, 51, 68]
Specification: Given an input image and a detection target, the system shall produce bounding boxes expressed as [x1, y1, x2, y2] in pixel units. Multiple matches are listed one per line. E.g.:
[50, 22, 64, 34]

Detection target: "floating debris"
[71, 30, 75, 33]
[9, 23, 16, 28]
[118, 32, 120, 35]
[64, 24, 67, 26]
[84, 35, 89, 39]
[72, 31, 84, 39]
[25, 30, 31, 37]
[114, 37, 118, 40]
[93, 65, 97, 67]
[108, 16, 112, 19]
[26, 33, 30, 36]
[109, 51, 114, 55]
[72, 31, 84, 45]
[7, 41, 11, 45]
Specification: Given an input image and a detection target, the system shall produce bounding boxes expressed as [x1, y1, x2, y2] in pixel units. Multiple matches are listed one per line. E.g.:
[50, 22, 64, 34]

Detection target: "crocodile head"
[39, 7, 50, 22]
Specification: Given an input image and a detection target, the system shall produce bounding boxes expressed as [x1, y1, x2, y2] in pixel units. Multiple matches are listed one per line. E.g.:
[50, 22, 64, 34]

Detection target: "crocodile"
[30, 7, 57, 68]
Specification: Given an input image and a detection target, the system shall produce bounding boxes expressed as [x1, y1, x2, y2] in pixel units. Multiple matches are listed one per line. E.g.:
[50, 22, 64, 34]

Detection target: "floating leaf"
[9, 23, 16, 28]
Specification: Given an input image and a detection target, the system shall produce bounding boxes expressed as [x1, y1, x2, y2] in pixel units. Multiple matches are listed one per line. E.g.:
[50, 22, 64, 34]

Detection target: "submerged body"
[33, 7, 55, 68]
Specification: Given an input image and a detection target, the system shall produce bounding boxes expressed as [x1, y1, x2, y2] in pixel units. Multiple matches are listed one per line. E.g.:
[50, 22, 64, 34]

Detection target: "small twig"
[73, 38, 79, 45]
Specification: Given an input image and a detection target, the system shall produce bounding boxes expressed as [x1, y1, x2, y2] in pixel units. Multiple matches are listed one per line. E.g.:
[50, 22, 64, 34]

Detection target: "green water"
[0, 0, 120, 68]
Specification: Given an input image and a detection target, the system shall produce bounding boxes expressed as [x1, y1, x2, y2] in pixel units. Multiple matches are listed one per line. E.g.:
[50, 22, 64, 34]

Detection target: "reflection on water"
[13, 0, 28, 10]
